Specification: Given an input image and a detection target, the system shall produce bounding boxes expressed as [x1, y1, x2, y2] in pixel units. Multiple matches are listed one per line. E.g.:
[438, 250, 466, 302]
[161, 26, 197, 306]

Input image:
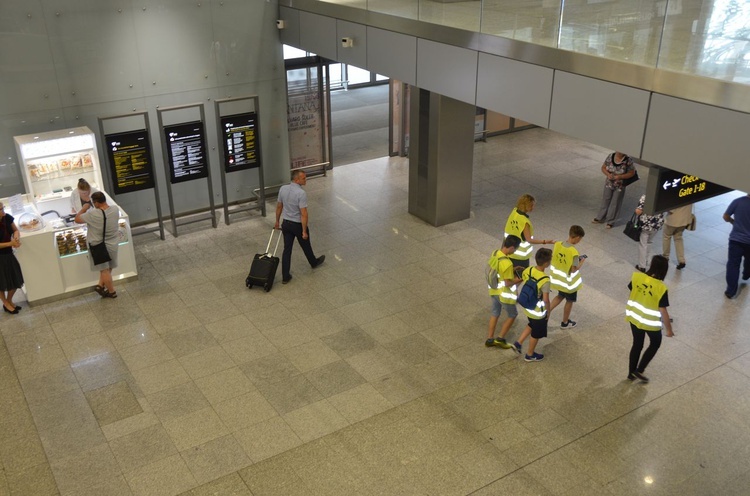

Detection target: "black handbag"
[623, 213, 642, 242]
[88, 209, 111, 265]
[622, 168, 639, 187]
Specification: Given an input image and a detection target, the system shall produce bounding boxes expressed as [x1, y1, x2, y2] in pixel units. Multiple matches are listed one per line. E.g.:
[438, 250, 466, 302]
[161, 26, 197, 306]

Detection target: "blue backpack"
[517, 268, 548, 310]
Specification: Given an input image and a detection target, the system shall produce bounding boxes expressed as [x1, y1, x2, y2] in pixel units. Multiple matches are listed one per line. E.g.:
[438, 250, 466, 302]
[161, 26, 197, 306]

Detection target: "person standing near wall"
[593, 152, 637, 228]
[662, 203, 694, 270]
[274, 170, 325, 284]
[723, 193, 750, 299]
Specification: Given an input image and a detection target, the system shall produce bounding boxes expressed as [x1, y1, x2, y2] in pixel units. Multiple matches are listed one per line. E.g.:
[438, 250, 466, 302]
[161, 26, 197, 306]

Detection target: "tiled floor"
[1, 128, 749, 495]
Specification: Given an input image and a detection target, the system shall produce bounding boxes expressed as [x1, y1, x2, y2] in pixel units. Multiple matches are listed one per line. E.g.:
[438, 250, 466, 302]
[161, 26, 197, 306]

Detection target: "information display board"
[221, 112, 260, 173]
[105, 130, 155, 194]
[652, 168, 732, 212]
[164, 121, 208, 184]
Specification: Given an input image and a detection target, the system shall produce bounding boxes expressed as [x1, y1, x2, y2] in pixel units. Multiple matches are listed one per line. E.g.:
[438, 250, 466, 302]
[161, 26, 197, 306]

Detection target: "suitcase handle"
[266, 229, 282, 257]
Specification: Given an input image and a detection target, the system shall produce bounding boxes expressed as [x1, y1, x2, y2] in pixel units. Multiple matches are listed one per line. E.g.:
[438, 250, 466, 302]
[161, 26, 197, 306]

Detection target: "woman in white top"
[70, 178, 99, 213]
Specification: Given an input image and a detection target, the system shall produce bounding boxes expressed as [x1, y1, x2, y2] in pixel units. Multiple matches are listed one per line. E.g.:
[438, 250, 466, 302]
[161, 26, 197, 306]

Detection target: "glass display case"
[54, 218, 130, 258]
[14, 127, 104, 211]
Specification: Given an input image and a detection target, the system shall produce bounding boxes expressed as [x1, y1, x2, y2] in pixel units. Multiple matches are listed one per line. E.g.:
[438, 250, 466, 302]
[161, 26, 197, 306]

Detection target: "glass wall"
[315, 0, 750, 84]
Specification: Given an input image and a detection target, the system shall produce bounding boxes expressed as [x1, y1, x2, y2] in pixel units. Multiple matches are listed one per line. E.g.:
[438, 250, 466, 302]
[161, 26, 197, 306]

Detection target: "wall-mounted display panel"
[105, 129, 155, 194]
[164, 121, 208, 184]
[221, 113, 260, 173]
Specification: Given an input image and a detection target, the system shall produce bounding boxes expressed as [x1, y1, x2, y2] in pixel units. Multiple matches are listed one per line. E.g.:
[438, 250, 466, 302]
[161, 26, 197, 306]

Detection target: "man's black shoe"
[676, 263, 686, 270]
[724, 290, 734, 299]
[282, 276, 292, 284]
[313, 255, 325, 268]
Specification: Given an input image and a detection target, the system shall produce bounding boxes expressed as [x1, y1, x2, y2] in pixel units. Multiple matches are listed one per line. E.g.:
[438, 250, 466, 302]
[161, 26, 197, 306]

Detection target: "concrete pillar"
[408, 88, 474, 226]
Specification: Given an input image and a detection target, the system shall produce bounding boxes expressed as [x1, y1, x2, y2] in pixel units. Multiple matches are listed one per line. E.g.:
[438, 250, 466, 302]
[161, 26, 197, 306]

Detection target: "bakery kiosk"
[12, 127, 137, 304]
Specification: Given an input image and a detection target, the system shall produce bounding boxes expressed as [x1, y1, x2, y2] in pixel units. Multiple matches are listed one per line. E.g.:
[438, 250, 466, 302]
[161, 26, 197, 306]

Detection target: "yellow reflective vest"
[625, 272, 668, 331]
[487, 250, 517, 304]
[520, 266, 549, 320]
[550, 242, 583, 293]
[504, 208, 533, 262]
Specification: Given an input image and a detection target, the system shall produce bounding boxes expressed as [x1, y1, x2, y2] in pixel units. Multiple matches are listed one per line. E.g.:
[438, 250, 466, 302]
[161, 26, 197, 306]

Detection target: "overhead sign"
[105, 129, 155, 194]
[164, 121, 208, 184]
[221, 112, 260, 173]
[649, 167, 732, 213]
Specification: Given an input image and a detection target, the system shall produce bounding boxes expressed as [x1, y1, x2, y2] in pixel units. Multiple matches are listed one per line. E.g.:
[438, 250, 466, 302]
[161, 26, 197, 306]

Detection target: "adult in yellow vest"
[486, 235, 522, 348]
[548, 225, 586, 329]
[504, 194, 553, 268]
[625, 255, 674, 382]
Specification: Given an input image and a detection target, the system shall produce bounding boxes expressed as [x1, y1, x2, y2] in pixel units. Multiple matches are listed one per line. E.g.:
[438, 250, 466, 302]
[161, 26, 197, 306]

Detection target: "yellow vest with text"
[549, 242, 583, 293]
[504, 208, 533, 261]
[625, 272, 667, 331]
[487, 250, 518, 304]
[521, 266, 549, 320]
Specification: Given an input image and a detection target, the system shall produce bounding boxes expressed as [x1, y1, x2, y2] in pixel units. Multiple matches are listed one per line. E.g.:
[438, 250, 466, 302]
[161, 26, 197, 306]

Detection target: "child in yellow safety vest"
[512, 248, 552, 362]
[485, 235, 523, 348]
[548, 225, 586, 329]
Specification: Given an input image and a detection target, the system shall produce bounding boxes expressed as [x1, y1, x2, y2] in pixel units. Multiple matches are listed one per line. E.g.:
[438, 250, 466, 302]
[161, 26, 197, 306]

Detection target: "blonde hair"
[77, 178, 91, 191]
[516, 194, 535, 213]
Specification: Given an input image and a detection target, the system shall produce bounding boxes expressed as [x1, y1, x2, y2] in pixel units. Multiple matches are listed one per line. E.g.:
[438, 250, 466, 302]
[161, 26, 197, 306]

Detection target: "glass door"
[285, 56, 332, 175]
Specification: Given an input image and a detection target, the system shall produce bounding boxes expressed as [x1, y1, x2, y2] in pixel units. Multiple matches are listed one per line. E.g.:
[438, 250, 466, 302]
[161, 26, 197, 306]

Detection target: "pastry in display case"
[55, 227, 88, 257]
[14, 127, 104, 209]
[17, 212, 44, 232]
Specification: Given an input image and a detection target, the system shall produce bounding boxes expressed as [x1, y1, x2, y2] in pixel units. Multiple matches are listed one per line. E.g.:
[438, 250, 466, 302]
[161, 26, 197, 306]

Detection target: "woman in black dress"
[0, 202, 24, 314]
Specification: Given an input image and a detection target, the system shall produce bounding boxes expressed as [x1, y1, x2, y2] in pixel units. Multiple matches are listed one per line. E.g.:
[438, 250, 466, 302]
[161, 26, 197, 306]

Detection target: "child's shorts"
[491, 295, 518, 318]
[528, 318, 548, 339]
[557, 290, 578, 302]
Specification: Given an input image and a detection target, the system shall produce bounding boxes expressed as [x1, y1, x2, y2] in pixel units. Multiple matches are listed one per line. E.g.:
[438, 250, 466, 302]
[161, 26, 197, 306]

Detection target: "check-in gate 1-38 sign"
[653, 168, 732, 213]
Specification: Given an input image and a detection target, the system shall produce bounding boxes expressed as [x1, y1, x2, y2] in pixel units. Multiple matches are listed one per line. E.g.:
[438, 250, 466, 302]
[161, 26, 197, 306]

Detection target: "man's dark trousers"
[281, 220, 317, 280]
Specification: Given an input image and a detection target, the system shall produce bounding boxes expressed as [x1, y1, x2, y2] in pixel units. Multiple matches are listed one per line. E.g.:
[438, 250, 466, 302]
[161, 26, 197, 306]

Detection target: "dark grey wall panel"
[417, 39, 477, 106]
[366, 27, 417, 86]
[279, 6, 301, 48]
[336, 21, 367, 69]
[299, 12, 338, 60]
[642, 95, 750, 192]
[549, 72, 650, 157]
[476, 53, 553, 128]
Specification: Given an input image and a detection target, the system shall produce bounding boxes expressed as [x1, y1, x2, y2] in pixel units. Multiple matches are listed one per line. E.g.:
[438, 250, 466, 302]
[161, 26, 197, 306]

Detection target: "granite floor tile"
[234, 416, 303, 463]
[180, 435, 251, 485]
[193, 366, 256, 405]
[124, 453, 196, 496]
[85, 380, 143, 426]
[108, 424, 178, 473]
[162, 407, 229, 452]
[146, 382, 210, 422]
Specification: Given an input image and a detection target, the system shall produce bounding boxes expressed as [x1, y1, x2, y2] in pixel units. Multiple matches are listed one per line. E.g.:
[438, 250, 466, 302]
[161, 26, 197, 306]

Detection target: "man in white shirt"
[274, 170, 325, 284]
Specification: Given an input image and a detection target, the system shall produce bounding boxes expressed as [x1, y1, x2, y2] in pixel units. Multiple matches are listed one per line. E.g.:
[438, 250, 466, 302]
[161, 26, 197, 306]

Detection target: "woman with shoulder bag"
[75, 192, 120, 298]
[0, 202, 24, 314]
[634, 195, 666, 272]
[593, 152, 637, 229]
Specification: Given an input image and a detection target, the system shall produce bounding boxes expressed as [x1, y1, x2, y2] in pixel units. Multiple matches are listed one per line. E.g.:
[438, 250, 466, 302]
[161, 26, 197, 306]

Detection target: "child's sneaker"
[485, 337, 512, 349]
[560, 320, 577, 329]
[524, 352, 545, 362]
[484, 338, 513, 350]
[511, 342, 522, 355]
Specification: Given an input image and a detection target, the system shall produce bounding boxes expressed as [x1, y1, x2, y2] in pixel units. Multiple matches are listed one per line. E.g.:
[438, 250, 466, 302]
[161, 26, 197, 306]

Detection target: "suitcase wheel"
[264, 283, 271, 292]
[247, 284, 253, 289]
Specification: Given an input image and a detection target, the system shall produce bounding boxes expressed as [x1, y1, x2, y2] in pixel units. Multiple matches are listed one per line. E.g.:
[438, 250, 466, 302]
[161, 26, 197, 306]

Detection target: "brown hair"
[77, 178, 91, 191]
[535, 247, 552, 265]
[569, 225, 585, 238]
[516, 194, 535, 213]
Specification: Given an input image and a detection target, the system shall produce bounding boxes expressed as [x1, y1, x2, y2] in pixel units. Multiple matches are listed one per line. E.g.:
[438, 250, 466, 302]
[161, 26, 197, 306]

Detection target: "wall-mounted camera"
[276, 20, 286, 29]
[341, 37, 354, 48]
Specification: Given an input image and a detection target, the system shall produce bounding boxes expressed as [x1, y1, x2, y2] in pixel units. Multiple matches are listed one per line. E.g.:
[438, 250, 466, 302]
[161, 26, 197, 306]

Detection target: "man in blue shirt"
[723, 193, 750, 298]
[274, 170, 325, 284]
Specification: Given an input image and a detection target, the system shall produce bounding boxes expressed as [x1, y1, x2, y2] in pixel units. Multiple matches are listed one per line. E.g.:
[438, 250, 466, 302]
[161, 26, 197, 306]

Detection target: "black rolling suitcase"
[246, 229, 282, 292]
